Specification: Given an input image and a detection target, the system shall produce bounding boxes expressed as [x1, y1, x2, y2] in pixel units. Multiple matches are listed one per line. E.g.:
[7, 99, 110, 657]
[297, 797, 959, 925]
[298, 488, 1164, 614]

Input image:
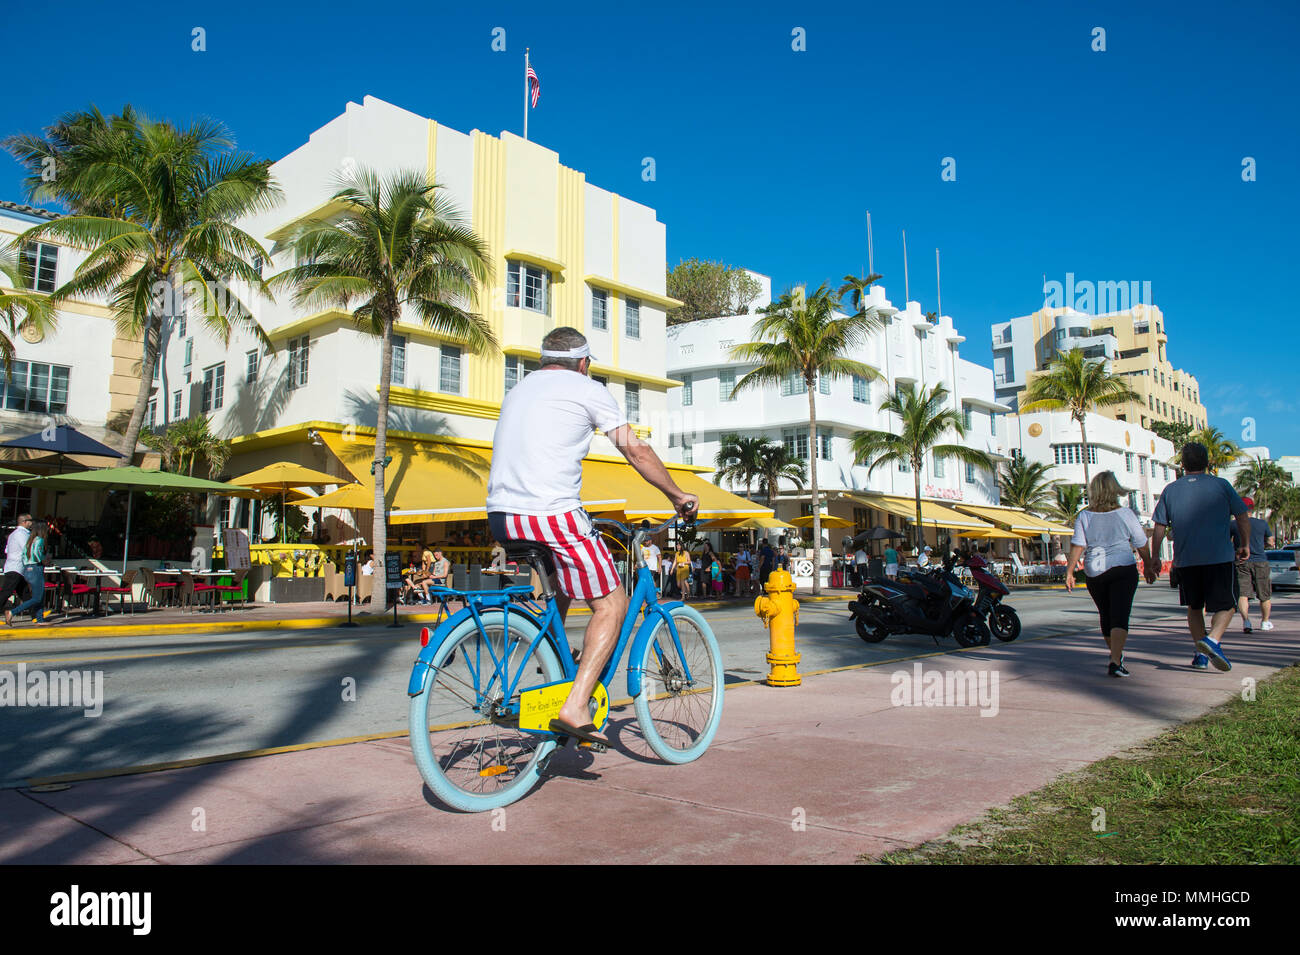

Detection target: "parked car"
[1266, 550, 1300, 591]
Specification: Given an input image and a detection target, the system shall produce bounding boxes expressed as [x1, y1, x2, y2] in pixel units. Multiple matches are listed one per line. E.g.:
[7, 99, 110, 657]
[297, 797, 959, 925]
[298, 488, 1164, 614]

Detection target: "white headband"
[540, 344, 591, 359]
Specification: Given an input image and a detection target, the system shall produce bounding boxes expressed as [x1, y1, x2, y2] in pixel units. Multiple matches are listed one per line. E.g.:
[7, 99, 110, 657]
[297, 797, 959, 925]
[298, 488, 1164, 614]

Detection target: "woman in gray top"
[1065, 472, 1157, 677]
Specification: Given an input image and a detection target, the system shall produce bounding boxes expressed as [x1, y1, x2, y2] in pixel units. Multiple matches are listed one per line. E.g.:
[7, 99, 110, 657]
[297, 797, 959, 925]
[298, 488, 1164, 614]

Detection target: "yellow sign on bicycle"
[519, 680, 609, 732]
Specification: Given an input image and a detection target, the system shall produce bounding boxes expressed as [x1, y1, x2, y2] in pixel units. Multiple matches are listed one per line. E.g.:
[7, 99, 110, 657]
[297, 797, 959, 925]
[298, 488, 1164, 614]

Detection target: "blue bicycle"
[407, 515, 725, 812]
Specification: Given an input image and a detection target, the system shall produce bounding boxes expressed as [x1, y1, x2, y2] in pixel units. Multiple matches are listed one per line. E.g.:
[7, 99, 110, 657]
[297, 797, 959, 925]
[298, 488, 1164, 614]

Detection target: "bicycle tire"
[633, 604, 724, 764]
[408, 610, 562, 812]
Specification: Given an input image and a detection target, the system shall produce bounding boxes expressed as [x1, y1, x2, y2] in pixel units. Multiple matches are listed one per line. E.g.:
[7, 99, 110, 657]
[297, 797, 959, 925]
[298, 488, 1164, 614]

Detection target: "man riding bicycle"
[486, 326, 698, 749]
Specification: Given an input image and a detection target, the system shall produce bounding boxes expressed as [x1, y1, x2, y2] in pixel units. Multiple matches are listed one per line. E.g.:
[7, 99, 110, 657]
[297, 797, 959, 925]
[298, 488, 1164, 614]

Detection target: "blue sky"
[4, 0, 1297, 451]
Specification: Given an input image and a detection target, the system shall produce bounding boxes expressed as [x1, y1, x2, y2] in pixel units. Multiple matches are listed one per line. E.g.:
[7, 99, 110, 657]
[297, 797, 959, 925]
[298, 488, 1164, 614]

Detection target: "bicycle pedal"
[578, 740, 607, 753]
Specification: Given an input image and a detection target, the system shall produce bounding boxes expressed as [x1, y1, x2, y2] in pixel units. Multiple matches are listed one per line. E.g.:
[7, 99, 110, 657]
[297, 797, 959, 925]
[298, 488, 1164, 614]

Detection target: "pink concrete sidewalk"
[2, 603, 1295, 864]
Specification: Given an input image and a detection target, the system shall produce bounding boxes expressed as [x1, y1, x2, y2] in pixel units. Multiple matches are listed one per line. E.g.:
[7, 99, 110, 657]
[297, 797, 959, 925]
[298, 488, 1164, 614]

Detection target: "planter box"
[269, 576, 325, 603]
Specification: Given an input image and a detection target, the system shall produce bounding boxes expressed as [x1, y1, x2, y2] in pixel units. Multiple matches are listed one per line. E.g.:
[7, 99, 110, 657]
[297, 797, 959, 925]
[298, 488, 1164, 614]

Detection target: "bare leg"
[1187, 608, 1206, 650]
[1207, 608, 1233, 644]
[1261, 598, 1272, 624]
[1237, 594, 1251, 628]
[1108, 627, 1127, 665]
[556, 586, 627, 737]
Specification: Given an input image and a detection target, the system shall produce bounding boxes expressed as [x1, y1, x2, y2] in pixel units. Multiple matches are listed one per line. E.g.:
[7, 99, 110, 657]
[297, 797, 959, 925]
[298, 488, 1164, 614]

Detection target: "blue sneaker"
[1191, 654, 1209, 670]
[1196, 637, 1232, 672]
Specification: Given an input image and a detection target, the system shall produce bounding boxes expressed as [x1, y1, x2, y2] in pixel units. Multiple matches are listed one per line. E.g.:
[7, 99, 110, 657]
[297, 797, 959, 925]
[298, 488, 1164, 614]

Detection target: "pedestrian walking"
[673, 543, 692, 601]
[758, 539, 775, 588]
[13, 520, 50, 624]
[0, 514, 34, 627]
[853, 545, 869, 586]
[1232, 496, 1274, 633]
[883, 544, 899, 579]
[1148, 442, 1251, 671]
[1065, 472, 1156, 677]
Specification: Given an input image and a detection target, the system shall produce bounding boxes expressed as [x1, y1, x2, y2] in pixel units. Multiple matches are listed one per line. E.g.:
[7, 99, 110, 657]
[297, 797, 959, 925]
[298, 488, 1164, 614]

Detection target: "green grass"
[875, 664, 1300, 864]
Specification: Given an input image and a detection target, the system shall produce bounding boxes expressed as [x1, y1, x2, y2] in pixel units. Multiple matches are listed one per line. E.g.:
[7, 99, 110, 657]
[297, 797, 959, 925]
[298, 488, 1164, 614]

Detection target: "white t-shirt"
[4, 526, 30, 575]
[486, 369, 628, 515]
[854, 548, 868, 565]
[1072, 507, 1147, 577]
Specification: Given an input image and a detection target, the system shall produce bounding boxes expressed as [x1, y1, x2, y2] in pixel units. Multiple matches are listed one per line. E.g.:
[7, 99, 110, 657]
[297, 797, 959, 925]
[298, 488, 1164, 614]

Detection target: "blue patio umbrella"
[0, 424, 124, 461]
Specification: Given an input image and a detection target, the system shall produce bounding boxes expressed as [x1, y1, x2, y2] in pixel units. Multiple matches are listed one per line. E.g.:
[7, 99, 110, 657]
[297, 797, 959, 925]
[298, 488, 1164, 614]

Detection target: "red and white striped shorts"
[492, 509, 621, 601]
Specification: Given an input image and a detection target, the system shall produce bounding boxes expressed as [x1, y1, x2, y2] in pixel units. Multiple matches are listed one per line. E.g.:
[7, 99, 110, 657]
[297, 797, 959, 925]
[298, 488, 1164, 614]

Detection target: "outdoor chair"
[209, 569, 249, 610]
[321, 560, 341, 601]
[180, 571, 219, 613]
[140, 566, 178, 608]
[98, 570, 139, 614]
[355, 573, 375, 605]
[59, 569, 94, 615]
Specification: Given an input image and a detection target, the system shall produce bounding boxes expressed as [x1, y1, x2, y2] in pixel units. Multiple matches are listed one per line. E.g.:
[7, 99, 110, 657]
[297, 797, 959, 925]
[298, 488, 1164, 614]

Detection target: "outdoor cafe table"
[47, 567, 119, 616]
[154, 569, 235, 609]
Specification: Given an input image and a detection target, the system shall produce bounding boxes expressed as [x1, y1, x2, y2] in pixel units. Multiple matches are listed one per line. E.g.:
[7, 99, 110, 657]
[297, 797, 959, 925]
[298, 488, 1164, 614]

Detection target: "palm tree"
[1233, 456, 1291, 516]
[1190, 426, 1240, 474]
[850, 383, 994, 550]
[1020, 347, 1140, 488]
[272, 168, 494, 612]
[1272, 485, 1300, 543]
[6, 107, 281, 464]
[143, 417, 231, 477]
[730, 284, 885, 593]
[714, 433, 766, 499]
[755, 443, 806, 508]
[998, 457, 1056, 512]
[0, 246, 58, 371]
[1045, 482, 1086, 525]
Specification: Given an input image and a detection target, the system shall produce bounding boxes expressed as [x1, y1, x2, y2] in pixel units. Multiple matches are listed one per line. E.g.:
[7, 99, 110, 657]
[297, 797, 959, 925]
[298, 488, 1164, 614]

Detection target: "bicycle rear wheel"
[633, 604, 724, 763]
[409, 611, 562, 812]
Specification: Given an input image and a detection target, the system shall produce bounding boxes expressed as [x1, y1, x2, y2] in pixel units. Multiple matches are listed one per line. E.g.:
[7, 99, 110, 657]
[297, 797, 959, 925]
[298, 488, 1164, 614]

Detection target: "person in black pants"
[1064, 472, 1157, 677]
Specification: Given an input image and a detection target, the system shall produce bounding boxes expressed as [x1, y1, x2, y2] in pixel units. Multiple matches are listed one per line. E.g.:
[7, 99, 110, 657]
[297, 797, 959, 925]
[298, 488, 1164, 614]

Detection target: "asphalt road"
[0, 585, 1200, 786]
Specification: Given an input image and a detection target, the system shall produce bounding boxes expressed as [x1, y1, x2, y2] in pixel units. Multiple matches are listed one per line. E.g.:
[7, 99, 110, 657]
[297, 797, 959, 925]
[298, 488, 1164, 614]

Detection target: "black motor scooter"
[847, 555, 991, 647]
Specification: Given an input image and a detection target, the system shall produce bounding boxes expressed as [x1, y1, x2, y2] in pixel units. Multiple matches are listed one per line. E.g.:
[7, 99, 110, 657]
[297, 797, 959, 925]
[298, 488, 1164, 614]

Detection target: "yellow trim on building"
[383, 386, 500, 419]
[555, 165, 586, 331]
[426, 118, 438, 184]
[584, 275, 682, 312]
[265, 197, 351, 241]
[610, 194, 620, 368]
[502, 248, 566, 275]
[471, 130, 506, 405]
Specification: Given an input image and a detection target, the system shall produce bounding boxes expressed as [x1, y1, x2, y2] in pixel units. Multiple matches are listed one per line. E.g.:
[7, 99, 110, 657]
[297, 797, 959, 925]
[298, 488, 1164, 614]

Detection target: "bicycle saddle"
[502, 541, 556, 575]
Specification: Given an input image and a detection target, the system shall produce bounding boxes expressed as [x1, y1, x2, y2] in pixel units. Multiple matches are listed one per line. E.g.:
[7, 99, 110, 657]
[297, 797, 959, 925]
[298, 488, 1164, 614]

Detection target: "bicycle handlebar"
[593, 503, 697, 571]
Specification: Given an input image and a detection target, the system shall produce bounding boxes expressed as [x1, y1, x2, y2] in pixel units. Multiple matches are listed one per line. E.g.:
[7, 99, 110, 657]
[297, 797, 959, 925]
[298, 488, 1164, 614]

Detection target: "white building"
[666, 277, 1010, 548]
[1000, 410, 1176, 524]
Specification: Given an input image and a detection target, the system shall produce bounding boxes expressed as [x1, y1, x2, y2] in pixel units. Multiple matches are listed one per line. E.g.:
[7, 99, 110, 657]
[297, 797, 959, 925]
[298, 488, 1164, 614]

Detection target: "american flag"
[527, 64, 540, 108]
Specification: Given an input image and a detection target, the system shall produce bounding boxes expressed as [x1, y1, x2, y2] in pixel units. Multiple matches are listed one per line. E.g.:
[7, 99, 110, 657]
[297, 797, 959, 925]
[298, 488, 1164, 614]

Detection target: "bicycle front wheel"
[409, 611, 562, 812]
[633, 604, 724, 763]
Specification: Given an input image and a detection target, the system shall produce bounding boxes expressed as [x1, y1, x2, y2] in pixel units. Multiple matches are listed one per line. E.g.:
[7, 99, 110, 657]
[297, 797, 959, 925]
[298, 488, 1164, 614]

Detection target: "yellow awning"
[953, 504, 1073, 535]
[843, 493, 996, 532]
[323, 434, 770, 524]
[963, 526, 1038, 540]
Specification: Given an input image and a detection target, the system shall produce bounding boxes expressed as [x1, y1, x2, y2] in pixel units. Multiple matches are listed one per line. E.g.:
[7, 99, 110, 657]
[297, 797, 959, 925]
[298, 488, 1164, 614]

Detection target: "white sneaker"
[1261, 621, 1275, 631]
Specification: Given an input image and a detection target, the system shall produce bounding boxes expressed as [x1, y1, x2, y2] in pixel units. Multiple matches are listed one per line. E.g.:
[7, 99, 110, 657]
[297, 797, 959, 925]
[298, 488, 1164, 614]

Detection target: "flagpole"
[866, 211, 873, 277]
[935, 248, 941, 318]
[902, 230, 909, 302]
[524, 49, 530, 141]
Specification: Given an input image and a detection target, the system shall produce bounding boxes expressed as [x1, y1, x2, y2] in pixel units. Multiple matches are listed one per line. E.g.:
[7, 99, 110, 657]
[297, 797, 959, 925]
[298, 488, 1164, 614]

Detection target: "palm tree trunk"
[116, 310, 162, 467]
[371, 316, 395, 613]
[1079, 414, 1092, 492]
[913, 462, 924, 553]
[807, 384, 821, 595]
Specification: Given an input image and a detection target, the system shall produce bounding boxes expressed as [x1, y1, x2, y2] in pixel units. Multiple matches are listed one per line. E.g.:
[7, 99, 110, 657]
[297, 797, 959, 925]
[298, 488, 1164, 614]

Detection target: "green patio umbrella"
[23, 467, 254, 571]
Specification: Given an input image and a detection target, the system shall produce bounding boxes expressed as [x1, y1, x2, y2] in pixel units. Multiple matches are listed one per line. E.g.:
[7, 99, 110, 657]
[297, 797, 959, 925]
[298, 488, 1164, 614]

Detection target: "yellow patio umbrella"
[788, 514, 854, 529]
[297, 482, 378, 510]
[231, 461, 344, 541]
[725, 516, 794, 531]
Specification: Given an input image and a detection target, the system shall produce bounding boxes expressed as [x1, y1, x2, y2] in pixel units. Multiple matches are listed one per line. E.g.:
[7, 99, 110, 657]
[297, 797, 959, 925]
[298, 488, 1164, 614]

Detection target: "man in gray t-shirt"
[1149, 443, 1250, 672]
[1230, 497, 1274, 633]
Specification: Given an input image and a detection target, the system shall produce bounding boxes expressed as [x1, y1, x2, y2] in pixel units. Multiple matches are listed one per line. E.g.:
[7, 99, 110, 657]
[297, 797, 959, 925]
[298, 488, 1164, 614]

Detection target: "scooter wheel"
[954, 617, 992, 648]
[990, 606, 1021, 642]
[855, 616, 889, 644]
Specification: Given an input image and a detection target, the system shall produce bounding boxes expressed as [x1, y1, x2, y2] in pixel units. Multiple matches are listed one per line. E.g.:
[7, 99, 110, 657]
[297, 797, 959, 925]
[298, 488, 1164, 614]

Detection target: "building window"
[719, 367, 735, 402]
[390, 335, 406, 385]
[3, 361, 70, 414]
[19, 242, 58, 293]
[171, 390, 182, 420]
[0, 482, 34, 529]
[681, 372, 692, 407]
[626, 298, 641, 339]
[965, 462, 976, 483]
[246, 350, 259, 385]
[505, 260, 550, 314]
[591, 288, 608, 330]
[201, 364, 225, 413]
[183, 339, 193, 383]
[782, 428, 809, 460]
[818, 373, 831, 396]
[176, 312, 186, 340]
[817, 428, 832, 461]
[933, 454, 945, 479]
[147, 398, 156, 429]
[962, 405, 973, 430]
[593, 374, 608, 387]
[899, 457, 910, 473]
[683, 445, 693, 466]
[1053, 444, 1097, 465]
[852, 375, 870, 403]
[439, 345, 461, 394]
[1125, 452, 1134, 472]
[781, 371, 801, 397]
[504, 355, 539, 393]
[1150, 458, 1158, 478]
[853, 507, 870, 530]
[287, 335, 309, 389]
[624, 382, 640, 423]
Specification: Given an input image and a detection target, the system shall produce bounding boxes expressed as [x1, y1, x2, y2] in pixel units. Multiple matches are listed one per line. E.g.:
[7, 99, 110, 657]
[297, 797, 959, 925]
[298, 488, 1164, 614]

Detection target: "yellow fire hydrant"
[755, 568, 801, 686]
